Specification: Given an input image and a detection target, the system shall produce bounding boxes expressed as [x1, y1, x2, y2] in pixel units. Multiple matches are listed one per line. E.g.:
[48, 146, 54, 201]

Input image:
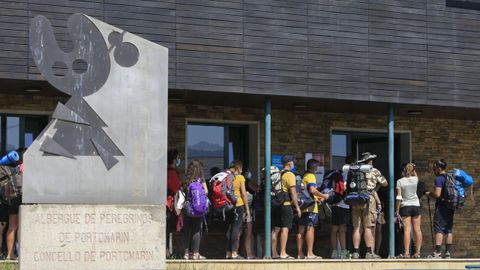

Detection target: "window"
[187, 122, 251, 179]
[0, 114, 49, 155]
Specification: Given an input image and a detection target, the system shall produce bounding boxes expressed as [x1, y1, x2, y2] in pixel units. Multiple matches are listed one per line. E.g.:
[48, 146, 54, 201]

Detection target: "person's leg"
[279, 227, 290, 257]
[244, 222, 254, 258]
[305, 226, 316, 257]
[363, 200, 379, 258]
[231, 208, 245, 257]
[352, 208, 362, 257]
[339, 224, 347, 251]
[444, 209, 454, 257]
[402, 216, 412, 257]
[225, 211, 234, 258]
[296, 225, 306, 258]
[182, 215, 191, 258]
[363, 225, 376, 254]
[374, 223, 382, 255]
[6, 214, 18, 260]
[191, 217, 204, 258]
[330, 225, 339, 254]
[279, 205, 293, 258]
[272, 227, 280, 258]
[412, 215, 422, 257]
[433, 207, 446, 256]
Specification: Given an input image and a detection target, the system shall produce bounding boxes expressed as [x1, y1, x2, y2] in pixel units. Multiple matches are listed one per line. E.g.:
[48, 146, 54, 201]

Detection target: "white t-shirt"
[396, 176, 420, 207]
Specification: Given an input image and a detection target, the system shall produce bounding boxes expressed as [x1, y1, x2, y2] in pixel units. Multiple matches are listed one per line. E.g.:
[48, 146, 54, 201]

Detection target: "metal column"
[388, 104, 395, 258]
[264, 96, 272, 258]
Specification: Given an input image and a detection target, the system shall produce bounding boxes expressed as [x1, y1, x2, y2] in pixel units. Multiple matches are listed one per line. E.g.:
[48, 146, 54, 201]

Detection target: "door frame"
[185, 118, 260, 181]
[330, 127, 412, 170]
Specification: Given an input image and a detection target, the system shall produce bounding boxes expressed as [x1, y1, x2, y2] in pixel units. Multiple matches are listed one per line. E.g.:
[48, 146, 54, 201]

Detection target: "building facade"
[1, 0, 480, 258]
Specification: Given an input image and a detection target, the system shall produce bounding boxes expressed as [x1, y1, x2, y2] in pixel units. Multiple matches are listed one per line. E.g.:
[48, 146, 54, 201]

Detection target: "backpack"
[297, 176, 316, 211]
[209, 171, 237, 212]
[266, 166, 291, 208]
[321, 170, 346, 204]
[441, 173, 464, 210]
[184, 179, 208, 217]
[344, 164, 372, 205]
[0, 165, 22, 205]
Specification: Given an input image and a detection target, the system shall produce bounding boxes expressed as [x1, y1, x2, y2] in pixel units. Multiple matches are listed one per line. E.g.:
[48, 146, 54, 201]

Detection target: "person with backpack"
[425, 159, 455, 259]
[296, 159, 328, 259]
[224, 160, 250, 259]
[349, 152, 388, 259]
[271, 155, 302, 259]
[166, 149, 182, 258]
[329, 156, 354, 259]
[182, 160, 208, 260]
[395, 163, 423, 258]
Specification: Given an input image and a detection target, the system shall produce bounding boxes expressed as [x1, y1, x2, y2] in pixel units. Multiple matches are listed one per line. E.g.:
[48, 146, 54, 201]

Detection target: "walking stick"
[427, 197, 435, 251]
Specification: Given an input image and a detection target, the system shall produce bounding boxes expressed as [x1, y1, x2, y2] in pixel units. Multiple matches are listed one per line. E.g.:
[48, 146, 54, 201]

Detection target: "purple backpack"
[185, 178, 208, 217]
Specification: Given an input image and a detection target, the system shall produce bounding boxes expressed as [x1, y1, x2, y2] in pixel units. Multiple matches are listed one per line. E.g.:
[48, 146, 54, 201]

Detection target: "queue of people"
[167, 148, 462, 260]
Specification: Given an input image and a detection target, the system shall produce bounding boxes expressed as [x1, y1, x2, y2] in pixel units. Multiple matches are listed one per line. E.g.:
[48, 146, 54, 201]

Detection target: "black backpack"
[441, 173, 464, 210]
[344, 164, 370, 205]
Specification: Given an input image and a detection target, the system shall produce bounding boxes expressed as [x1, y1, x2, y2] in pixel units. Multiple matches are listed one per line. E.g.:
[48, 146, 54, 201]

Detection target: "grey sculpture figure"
[24, 14, 168, 204]
[30, 14, 140, 170]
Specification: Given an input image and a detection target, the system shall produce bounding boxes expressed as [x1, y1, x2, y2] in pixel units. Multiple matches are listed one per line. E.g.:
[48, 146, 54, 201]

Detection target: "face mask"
[246, 171, 252, 179]
[175, 158, 181, 167]
[290, 164, 295, 170]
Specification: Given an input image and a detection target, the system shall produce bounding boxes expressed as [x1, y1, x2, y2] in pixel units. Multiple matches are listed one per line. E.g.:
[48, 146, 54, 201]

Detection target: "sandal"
[412, 254, 421, 259]
[279, 254, 294, 259]
[297, 254, 305, 259]
[306, 255, 322, 259]
[246, 256, 257, 260]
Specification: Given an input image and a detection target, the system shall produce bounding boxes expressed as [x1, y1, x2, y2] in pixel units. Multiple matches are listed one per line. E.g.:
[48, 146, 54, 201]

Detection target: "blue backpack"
[184, 179, 208, 217]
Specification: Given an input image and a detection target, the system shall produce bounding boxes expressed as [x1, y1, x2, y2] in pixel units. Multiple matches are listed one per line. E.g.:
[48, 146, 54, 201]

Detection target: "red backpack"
[209, 171, 237, 213]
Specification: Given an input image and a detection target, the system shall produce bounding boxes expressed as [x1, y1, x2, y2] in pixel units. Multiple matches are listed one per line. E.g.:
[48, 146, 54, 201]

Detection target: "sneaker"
[352, 252, 360, 259]
[331, 250, 338, 259]
[339, 250, 349, 259]
[443, 251, 451, 259]
[365, 252, 381, 259]
[427, 252, 442, 259]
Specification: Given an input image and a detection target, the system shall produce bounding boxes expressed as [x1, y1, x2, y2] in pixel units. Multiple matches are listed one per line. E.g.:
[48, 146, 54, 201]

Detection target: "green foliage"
[0, 262, 17, 270]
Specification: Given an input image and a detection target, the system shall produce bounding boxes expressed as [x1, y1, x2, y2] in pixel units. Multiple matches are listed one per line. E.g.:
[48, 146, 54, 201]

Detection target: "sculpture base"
[19, 204, 165, 270]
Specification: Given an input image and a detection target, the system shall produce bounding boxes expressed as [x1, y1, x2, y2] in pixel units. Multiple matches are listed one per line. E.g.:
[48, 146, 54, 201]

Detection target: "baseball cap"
[282, 155, 296, 165]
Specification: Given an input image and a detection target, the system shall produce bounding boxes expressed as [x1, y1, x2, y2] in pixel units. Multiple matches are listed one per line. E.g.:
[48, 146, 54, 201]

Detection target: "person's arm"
[427, 176, 443, 199]
[309, 186, 328, 201]
[202, 182, 208, 195]
[395, 187, 402, 216]
[289, 186, 301, 218]
[240, 181, 250, 216]
[372, 191, 382, 210]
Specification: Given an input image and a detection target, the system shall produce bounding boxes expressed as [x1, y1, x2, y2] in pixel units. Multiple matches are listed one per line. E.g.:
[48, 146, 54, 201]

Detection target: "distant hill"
[188, 141, 223, 157]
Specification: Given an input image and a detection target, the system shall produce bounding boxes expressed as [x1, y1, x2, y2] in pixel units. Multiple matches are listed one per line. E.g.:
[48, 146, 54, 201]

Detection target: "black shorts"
[8, 197, 21, 215]
[298, 212, 319, 228]
[399, 206, 421, 217]
[0, 204, 9, 222]
[331, 206, 350, 226]
[434, 206, 454, 234]
[272, 205, 293, 229]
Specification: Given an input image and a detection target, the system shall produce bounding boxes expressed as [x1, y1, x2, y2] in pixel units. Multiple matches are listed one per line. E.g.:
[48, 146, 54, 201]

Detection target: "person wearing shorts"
[296, 159, 328, 259]
[271, 155, 301, 259]
[351, 152, 388, 259]
[426, 159, 454, 259]
[395, 163, 422, 258]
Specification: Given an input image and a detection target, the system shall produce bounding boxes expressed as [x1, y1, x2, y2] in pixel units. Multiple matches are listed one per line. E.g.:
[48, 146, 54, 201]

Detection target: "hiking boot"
[443, 251, 451, 259]
[365, 252, 381, 259]
[352, 252, 360, 259]
[331, 250, 338, 259]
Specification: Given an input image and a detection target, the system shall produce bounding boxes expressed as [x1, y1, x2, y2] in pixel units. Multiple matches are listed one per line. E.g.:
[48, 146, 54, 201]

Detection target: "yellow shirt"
[302, 173, 319, 213]
[282, 171, 296, 206]
[234, 174, 245, 207]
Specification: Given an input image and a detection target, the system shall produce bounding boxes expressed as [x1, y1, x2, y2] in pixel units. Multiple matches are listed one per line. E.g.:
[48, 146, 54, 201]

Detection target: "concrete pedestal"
[19, 204, 165, 270]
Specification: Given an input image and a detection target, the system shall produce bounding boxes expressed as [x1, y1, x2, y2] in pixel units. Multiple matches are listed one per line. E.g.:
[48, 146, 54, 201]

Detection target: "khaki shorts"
[351, 197, 377, 228]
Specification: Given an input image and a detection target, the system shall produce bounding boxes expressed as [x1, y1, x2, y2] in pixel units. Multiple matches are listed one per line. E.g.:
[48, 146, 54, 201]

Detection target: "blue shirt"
[434, 175, 447, 208]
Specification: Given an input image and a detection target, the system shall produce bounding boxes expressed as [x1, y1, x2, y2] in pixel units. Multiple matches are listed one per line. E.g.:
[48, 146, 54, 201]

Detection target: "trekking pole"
[427, 197, 434, 251]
